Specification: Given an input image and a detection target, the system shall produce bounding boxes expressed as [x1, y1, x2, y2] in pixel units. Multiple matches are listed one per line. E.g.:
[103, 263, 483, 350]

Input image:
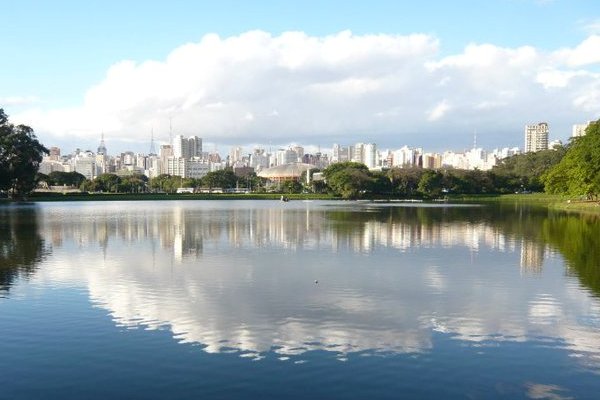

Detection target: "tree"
[323, 162, 373, 199]
[388, 167, 423, 197]
[0, 109, 48, 200]
[543, 120, 600, 199]
[202, 168, 238, 190]
[94, 173, 122, 193]
[417, 170, 444, 198]
[47, 171, 87, 187]
[149, 174, 173, 193]
[119, 174, 148, 193]
[280, 180, 303, 194]
[493, 146, 566, 192]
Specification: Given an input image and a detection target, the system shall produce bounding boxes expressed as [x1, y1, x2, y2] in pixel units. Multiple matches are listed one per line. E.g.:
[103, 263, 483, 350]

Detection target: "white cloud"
[0, 95, 40, 106]
[554, 35, 600, 67]
[427, 100, 450, 121]
[11, 31, 600, 152]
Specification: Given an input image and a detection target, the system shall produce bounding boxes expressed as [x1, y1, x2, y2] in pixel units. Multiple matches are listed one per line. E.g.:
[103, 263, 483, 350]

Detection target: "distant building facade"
[524, 122, 549, 152]
[572, 122, 591, 138]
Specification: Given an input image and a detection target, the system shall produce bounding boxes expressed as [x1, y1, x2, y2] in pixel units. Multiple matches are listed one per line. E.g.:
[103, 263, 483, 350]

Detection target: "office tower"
[524, 122, 549, 152]
[97, 133, 107, 155]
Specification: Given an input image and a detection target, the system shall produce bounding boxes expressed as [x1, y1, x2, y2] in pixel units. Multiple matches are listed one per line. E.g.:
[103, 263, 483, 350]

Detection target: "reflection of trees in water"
[328, 204, 600, 296]
[542, 214, 600, 297]
[0, 207, 49, 293]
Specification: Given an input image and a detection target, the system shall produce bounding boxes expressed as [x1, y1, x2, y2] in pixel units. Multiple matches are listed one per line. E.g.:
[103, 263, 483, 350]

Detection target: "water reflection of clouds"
[33, 202, 600, 369]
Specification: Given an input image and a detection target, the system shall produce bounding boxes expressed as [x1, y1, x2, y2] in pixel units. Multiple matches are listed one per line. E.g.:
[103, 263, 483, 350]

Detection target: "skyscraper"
[524, 122, 549, 152]
[173, 135, 202, 159]
[97, 133, 107, 155]
[172, 135, 189, 159]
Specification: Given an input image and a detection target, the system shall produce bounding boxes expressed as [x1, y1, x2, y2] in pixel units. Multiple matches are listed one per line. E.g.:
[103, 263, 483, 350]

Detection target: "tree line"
[38, 169, 267, 194]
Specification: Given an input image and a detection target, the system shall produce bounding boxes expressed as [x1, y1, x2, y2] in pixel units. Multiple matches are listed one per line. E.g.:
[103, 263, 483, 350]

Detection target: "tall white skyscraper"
[524, 122, 549, 153]
[363, 143, 377, 168]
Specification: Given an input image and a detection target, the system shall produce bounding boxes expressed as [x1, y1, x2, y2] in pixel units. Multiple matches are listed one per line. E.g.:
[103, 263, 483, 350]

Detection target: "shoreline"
[2, 192, 599, 214]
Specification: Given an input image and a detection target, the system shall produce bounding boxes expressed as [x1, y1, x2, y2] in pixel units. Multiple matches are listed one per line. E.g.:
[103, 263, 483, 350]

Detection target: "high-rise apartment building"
[229, 146, 244, 164]
[572, 122, 591, 138]
[49, 146, 61, 161]
[173, 135, 202, 159]
[332, 144, 351, 163]
[524, 122, 549, 152]
[188, 136, 202, 158]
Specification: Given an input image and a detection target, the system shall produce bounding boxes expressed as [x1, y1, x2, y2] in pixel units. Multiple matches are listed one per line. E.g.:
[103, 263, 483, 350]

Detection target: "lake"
[1, 200, 599, 399]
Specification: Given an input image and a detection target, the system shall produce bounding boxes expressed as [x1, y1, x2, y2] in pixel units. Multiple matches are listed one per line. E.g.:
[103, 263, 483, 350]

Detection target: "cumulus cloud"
[554, 35, 600, 67]
[11, 30, 600, 152]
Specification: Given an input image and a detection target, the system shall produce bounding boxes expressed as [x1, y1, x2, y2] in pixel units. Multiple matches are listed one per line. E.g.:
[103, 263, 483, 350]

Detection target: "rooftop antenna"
[169, 117, 173, 145]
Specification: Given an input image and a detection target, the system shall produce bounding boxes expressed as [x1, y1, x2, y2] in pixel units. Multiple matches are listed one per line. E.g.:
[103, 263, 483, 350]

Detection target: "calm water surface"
[1, 200, 600, 399]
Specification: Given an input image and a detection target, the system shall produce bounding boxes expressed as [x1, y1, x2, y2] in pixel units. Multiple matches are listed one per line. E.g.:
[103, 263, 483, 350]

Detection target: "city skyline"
[2, 1, 600, 154]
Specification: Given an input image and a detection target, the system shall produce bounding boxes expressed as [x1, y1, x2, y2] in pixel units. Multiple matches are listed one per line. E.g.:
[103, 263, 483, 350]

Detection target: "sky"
[2, 0, 600, 155]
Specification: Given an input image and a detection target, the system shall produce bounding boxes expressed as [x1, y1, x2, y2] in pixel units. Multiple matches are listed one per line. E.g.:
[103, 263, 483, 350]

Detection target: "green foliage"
[543, 120, 600, 199]
[46, 171, 87, 187]
[417, 170, 444, 198]
[280, 180, 303, 194]
[202, 168, 238, 189]
[493, 146, 566, 192]
[322, 162, 373, 199]
[149, 174, 180, 193]
[0, 109, 49, 200]
[81, 173, 149, 193]
[387, 167, 423, 197]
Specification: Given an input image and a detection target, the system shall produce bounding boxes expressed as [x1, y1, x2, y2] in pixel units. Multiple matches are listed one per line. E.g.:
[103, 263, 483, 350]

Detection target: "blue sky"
[2, 0, 600, 153]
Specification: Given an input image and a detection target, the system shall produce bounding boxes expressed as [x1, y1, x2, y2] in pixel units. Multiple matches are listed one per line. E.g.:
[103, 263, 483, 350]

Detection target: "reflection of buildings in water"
[171, 206, 203, 262]
[355, 220, 514, 254]
[520, 239, 545, 274]
[40, 205, 528, 263]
